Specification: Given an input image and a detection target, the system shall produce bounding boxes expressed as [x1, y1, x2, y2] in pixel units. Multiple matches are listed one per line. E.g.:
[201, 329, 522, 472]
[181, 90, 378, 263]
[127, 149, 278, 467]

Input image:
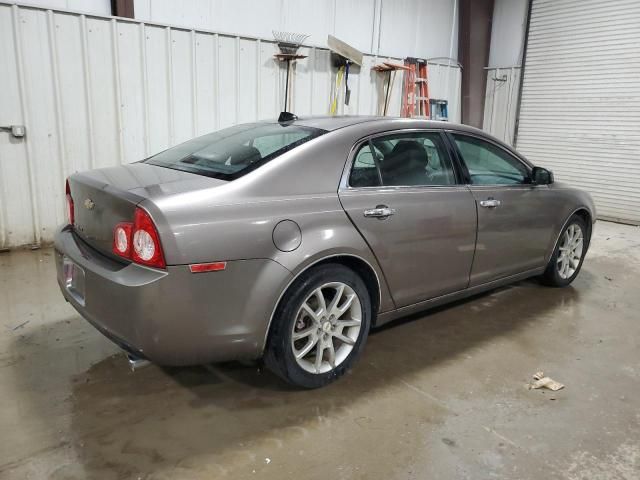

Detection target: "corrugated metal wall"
[133, 0, 460, 61]
[517, 0, 640, 224]
[482, 67, 521, 145]
[483, 0, 527, 145]
[0, 2, 462, 249]
[16, 0, 110, 15]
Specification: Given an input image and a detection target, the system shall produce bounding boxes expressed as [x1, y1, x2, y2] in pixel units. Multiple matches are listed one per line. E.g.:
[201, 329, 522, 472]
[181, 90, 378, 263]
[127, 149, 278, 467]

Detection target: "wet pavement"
[1, 221, 639, 479]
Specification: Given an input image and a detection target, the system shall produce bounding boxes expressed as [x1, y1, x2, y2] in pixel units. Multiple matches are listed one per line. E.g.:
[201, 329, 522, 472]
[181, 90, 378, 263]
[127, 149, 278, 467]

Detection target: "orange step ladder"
[401, 58, 430, 118]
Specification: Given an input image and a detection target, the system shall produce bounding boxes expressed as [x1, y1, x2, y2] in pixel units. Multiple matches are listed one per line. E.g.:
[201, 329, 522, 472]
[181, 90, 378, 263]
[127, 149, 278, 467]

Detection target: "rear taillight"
[113, 222, 132, 258]
[111, 207, 166, 269]
[65, 179, 74, 225]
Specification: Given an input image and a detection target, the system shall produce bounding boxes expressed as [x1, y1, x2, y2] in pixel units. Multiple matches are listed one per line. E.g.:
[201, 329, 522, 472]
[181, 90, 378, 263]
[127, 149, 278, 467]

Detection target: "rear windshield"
[143, 123, 326, 180]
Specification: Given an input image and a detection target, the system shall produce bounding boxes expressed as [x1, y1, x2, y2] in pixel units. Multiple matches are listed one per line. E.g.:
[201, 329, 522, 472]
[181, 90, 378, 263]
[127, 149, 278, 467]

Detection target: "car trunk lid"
[68, 163, 226, 257]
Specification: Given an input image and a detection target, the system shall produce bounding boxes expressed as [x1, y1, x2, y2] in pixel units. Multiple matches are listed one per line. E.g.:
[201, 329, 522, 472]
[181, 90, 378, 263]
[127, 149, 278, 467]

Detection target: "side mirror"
[532, 166, 554, 185]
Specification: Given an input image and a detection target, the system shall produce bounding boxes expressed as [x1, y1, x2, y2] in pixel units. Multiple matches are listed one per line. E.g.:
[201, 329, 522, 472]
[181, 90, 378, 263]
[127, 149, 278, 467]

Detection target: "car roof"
[255, 115, 530, 166]
[274, 115, 486, 136]
[279, 115, 532, 167]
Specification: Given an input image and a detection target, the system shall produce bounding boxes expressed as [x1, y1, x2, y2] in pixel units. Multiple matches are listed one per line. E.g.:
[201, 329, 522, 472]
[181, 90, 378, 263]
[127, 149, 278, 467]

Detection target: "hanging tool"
[372, 62, 410, 115]
[330, 66, 345, 115]
[272, 31, 309, 112]
[327, 35, 363, 113]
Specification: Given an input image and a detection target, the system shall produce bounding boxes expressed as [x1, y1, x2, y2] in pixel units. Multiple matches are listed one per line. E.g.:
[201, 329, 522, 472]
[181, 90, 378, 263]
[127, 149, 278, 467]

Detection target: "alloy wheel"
[557, 223, 584, 279]
[291, 282, 362, 374]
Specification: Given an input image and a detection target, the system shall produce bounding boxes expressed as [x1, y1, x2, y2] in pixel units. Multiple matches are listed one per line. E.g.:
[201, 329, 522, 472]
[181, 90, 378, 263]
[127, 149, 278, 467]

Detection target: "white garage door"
[516, 0, 640, 224]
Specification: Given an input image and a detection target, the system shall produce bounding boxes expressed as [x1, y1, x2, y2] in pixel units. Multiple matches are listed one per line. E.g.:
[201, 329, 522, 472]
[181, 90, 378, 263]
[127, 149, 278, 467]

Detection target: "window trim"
[444, 131, 537, 188]
[340, 129, 466, 191]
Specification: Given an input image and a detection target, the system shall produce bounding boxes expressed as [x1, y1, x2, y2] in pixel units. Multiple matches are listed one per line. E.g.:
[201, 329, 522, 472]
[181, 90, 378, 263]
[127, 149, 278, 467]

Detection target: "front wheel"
[264, 263, 371, 389]
[541, 214, 589, 287]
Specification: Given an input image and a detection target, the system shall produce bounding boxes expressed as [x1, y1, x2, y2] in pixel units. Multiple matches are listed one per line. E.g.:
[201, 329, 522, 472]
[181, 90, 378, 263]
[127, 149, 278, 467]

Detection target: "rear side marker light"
[189, 262, 227, 273]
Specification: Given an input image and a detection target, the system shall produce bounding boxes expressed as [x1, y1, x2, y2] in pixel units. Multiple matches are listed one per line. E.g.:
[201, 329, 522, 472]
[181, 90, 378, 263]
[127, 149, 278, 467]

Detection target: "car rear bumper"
[54, 226, 292, 365]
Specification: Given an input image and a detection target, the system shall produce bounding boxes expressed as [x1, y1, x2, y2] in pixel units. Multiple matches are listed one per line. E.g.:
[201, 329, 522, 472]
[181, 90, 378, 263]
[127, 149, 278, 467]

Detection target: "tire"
[541, 214, 589, 287]
[264, 263, 372, 389]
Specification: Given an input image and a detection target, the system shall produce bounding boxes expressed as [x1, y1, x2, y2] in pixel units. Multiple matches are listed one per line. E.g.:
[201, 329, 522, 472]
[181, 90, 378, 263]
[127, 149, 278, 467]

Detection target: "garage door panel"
[517, 0, 640, 224]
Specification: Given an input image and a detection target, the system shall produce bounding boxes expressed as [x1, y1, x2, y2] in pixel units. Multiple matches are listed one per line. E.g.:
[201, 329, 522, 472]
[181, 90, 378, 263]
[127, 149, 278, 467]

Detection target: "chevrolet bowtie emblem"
[84, 198, 95, 210]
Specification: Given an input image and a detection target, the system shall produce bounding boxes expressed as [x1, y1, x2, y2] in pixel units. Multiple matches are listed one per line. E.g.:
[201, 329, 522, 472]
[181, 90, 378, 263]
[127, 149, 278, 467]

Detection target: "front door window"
[452, 134, 530, 185]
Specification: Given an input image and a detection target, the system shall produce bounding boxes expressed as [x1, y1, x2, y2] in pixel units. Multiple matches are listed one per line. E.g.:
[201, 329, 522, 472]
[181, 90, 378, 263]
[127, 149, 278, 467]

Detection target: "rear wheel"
[541, 215, 588, 287]
[264, 263, 371, 389]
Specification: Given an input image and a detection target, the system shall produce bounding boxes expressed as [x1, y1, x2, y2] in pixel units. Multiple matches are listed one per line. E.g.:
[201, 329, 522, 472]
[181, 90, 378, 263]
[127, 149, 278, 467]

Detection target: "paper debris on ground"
[528, 371, 565, 391]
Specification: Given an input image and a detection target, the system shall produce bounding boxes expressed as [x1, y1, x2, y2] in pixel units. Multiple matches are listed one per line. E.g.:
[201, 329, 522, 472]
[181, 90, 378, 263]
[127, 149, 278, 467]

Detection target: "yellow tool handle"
[330, 66, 345, 115]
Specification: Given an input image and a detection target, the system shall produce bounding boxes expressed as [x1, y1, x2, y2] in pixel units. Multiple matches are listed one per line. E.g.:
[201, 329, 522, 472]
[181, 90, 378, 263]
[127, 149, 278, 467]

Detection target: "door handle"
[479, 199, 501, 208]
[363, 205, 396, 218]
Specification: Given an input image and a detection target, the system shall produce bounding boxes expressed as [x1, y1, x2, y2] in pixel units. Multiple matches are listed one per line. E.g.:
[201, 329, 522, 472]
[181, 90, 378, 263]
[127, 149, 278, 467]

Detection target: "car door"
[339, 130, 477, 308]
[448, 132, 556, 286]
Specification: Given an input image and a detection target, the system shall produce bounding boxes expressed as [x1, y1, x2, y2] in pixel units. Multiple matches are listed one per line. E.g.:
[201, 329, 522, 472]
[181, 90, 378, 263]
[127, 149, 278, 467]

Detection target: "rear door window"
[144, 123, 326, 180]
[350, 143, 382, 187]
[349, 132, 456, 187]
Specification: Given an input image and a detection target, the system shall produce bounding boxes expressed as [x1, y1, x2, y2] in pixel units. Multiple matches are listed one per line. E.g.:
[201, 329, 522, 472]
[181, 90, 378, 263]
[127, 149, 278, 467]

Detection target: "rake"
[273, 31, 309, 112]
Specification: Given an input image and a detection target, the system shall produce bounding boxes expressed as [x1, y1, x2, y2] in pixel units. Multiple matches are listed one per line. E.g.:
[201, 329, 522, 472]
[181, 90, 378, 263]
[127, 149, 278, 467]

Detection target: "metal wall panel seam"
[355, 57, 362, 114]
[309, 46, 315, 115]
[488, 68, 498, 139]
[0, 168, 5, 246]
[234, 36, 240, 123]
[165, 26, 174, 145]
[11, 4, 40, 244]
[214, 32, 219, 130]
[331, 0, 336, 35]
[140, 22, 150, 157]
[376, 0, 383, 55]
[370, 0, 381, 54]
[505, 67, 514, 143]
[0, 147, 5, 246]
[190, 29, 197, 136]
[110, 18, 124, 164]
[46, 10, 67, 211]
[371, 55, 378, 115]
[273, 44, 279, 115]
[80, 14, 95, 168]
[256, 39, 261, 120]
[0, 5, 11, 247]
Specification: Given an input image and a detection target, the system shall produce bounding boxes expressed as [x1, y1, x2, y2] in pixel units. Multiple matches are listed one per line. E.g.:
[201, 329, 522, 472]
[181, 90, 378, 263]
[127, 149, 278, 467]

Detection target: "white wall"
[134, 0, 459, 60]
[17, 0, 460, 60]
[11, 0, 110, 15]
[488, 0, 527, 68]
[378, 0, 458, 59]
[482, 67, 521, 144]
[483, 0, 528, 143]
[0, 2, 461, 248]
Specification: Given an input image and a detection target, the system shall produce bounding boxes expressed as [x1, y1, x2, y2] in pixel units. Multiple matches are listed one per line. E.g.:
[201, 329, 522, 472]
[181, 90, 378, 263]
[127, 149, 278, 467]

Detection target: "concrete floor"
[0, 221, 639, 480]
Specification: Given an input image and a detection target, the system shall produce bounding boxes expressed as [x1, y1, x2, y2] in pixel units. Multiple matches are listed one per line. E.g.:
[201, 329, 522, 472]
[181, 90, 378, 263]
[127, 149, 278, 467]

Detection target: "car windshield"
[143, 123, 326, 180]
